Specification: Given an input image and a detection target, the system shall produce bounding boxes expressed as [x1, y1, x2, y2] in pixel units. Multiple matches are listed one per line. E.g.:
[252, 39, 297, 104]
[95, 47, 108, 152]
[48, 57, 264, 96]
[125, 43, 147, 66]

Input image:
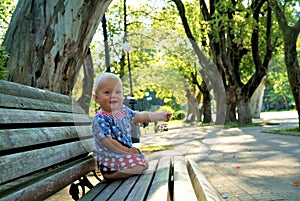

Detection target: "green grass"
[223, 122, 279, 129]
[264, 127, 300, 136]
[138, 145, 174, 153]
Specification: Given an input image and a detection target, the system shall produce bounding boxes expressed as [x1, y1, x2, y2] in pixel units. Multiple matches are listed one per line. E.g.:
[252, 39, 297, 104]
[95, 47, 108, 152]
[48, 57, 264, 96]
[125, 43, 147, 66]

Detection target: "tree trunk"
[185, 88, 200, 122]
[3, 0, 112, 95]
[237, 95, 252, 124]
[284, 33, 300, 127]
[250, 79, 265, 118]
[77, 49, 94, 114]
[225, 86, 237, 123]
[172, 0, 226, 125]
[201, 80, 212, 123]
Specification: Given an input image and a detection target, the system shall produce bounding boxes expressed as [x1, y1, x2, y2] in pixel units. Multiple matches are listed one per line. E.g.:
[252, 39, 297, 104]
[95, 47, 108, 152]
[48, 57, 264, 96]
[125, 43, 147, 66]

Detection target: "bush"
[0, 46, 9, 79]
[156, 105, 174, 114]
[173, 110, 186, 120]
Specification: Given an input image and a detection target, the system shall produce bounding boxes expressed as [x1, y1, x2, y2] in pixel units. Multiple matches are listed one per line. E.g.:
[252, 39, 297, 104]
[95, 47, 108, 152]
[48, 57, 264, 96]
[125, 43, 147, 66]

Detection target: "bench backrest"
[0, 80, 95, 200]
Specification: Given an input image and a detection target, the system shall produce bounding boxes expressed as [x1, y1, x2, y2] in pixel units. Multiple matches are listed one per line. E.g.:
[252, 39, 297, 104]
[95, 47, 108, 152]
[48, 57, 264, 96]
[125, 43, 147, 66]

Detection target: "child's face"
[94, 78, 123, 113]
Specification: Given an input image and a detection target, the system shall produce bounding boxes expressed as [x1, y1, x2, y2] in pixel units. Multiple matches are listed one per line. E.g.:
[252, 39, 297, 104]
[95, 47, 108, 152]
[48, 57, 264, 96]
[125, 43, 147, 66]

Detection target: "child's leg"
[102, 164, 147, 181]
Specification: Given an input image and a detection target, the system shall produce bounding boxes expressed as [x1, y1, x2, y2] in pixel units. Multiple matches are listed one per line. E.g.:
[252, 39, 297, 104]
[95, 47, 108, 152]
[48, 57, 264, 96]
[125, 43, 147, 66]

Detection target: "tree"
[270, 0, 300, 127]
[172, 0, 227, 124]
[2, 0, 112, 95]
[172, 0, 279, 124]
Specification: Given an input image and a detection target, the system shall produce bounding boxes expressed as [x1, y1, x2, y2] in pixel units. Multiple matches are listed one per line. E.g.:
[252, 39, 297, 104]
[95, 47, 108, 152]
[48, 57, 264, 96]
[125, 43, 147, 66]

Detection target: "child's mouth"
[110, 100, 118, 104]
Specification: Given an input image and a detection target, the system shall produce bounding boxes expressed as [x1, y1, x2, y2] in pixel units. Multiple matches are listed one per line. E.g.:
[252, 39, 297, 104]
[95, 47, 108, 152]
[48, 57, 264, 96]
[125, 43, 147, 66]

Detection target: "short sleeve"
[122, 105, 136, 121]
[92, 115, 112, 139]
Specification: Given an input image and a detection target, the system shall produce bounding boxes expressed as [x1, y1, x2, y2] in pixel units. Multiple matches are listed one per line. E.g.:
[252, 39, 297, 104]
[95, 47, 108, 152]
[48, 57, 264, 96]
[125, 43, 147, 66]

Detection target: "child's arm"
[101, 137, 139, 154]
[133, 111, 172, 123]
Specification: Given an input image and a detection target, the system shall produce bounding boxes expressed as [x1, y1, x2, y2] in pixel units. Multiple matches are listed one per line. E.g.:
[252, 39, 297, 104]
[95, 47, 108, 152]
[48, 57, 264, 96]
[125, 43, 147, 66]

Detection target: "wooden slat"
[108, 175, 140, 201]
[126, 160, 159, 201]
[0, 94, 85, 114]
[91, 180, 123, 201]
[146, 157, 171, 201]
[187, 159, 220, 201]
[0, 108, 91, 124]
[0, 156, 96, 201]
[0, 126, 92, 151]
[78, 181, 109, 201]
[173, 156, 198, 201]
[0, 139, 94, 184]
[0, 80, 74, 105]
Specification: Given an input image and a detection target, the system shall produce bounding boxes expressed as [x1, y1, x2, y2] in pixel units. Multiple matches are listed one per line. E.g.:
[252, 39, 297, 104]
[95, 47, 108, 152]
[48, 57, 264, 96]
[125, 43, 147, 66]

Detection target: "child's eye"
[104, 91, 110, 94]
[116, 91, 122, 94]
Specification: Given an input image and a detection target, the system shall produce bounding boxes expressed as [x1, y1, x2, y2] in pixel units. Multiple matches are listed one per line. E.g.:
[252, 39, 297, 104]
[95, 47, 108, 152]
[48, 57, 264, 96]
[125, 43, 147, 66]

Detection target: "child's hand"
[162, 112, 172, 122]
[128, 147, 139, 154]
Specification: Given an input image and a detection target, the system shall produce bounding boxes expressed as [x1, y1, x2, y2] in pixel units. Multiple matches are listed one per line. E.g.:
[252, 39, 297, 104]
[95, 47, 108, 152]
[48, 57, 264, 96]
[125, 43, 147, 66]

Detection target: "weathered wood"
[146, 157, 171, 201]
[0, 80, 96, 201]
[0, 94, 85, 114]
[77, 181, 108, 201]
[79, 160, 159, 201]
[0, 139, 94, 184]
[173, 156, 198, 201]
[126, 160, 158, 200]
[0, 126, 92, 151]
[0, 80, 74, 104]
[3, 0, 112, 95]
[0, 156, 95, 201]
[108, 175, 140, 201]
[78, 157, 219, 201]
[91, 180, 123, 201]
[187, 159, 220, 201]
[0, 108, 91, 125]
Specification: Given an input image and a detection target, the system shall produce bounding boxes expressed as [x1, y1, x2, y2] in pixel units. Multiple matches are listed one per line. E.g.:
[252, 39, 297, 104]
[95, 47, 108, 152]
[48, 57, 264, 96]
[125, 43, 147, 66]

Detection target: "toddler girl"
[92, 72, 171, 181]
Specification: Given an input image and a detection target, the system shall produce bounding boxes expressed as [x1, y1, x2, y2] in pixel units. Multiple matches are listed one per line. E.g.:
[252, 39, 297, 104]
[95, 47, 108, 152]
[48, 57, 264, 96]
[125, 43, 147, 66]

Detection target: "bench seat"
[79, 156, 220, 201]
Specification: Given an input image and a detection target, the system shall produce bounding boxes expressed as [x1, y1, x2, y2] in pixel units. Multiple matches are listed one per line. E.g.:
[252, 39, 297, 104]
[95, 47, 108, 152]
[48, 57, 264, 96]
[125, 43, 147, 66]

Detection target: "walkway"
[140, 111, 300, 200]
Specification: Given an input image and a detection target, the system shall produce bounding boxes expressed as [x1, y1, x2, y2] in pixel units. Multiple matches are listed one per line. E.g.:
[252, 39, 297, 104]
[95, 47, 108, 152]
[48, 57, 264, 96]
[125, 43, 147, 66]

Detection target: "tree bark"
[237, 92, 252, 123]
[185, 88, 200, 122]
[77, 49, 94, 114]
[250, 79, 265, 118]
[3, 0, 112, 95]
[225, 86, 237, 123]
[201, 82, 212, 123]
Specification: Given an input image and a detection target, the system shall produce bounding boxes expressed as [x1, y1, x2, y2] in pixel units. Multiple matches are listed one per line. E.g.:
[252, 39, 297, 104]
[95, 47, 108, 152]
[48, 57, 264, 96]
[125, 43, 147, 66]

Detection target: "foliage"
[156, 105, 174, 113]
[173, 110, 186, 120]
[263, 54, 295, 111]
[0, 46, 8, 79]
[91, 0, 191, 113]
[0, 0, 17, 42]
[89, 0, 299, 120]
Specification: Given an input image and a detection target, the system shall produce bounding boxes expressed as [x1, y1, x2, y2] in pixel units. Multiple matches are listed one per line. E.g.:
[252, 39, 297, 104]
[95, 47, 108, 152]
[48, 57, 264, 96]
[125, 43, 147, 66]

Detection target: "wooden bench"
[79, 156, 221, 201]
[0, 80, 220, 201]
[0, 80, 100, 201]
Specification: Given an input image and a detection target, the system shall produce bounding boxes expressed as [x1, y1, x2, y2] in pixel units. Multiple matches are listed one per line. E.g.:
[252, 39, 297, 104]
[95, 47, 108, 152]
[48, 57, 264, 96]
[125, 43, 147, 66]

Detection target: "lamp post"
[102, 13, 110, 72]
[122, 41, 140, 143]
[122, 41, 133, 96]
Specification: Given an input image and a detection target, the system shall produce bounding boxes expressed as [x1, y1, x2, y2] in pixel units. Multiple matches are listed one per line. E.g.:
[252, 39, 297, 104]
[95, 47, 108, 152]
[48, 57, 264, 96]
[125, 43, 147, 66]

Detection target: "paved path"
[138, 111, 300, 201]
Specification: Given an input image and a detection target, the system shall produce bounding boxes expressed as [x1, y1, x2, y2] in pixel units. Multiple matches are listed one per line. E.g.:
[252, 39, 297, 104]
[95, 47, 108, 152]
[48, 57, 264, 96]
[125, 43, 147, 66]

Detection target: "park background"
[0, 0, 299, 129]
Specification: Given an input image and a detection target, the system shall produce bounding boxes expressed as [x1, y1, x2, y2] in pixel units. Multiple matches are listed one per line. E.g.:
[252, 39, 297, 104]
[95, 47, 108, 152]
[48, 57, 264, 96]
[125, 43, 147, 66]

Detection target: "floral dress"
[92, 105, 147, 173]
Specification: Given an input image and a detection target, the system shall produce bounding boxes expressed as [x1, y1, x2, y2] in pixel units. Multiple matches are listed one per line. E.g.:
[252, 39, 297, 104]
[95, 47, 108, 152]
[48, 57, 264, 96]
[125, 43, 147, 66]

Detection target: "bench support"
[69, 171, 102, 200]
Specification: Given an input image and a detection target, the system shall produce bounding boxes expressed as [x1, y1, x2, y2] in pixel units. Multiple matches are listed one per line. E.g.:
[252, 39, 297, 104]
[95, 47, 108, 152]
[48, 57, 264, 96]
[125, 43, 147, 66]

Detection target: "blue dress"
[92, 105, 146, 173]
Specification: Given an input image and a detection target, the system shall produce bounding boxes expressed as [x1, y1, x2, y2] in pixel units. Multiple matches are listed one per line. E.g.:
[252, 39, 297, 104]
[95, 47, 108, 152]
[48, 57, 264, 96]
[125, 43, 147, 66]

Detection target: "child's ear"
[93, 94, 99, 103]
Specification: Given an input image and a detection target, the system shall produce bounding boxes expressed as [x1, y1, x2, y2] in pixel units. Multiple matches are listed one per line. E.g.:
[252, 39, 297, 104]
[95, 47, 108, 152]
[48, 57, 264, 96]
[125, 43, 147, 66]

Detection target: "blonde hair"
[93, 72, 122, 93]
